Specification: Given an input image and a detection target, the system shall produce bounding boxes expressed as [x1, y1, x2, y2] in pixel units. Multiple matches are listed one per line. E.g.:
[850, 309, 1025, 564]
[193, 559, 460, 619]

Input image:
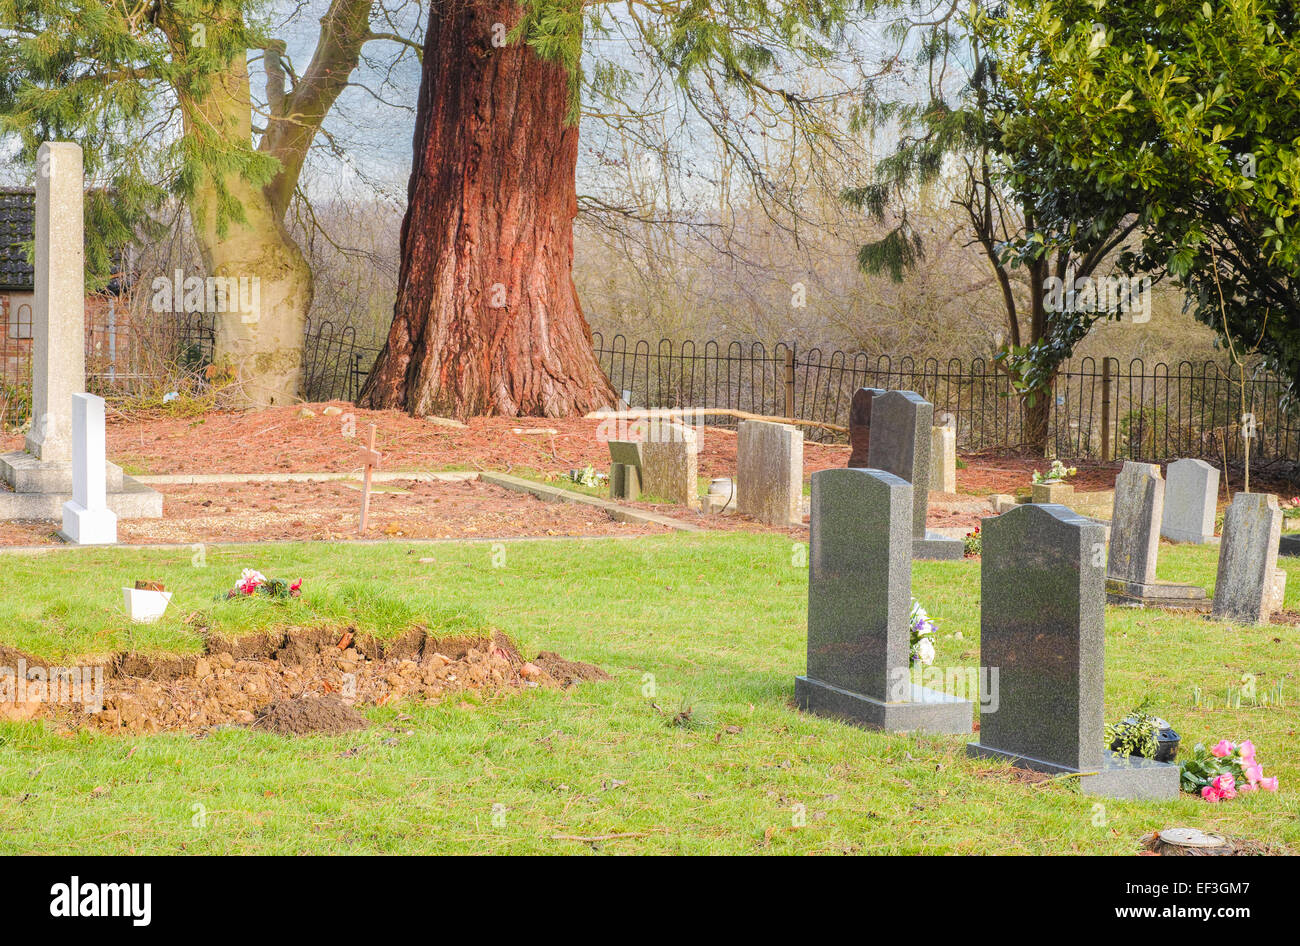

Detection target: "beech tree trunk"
[181, 49, 312, 408]
[360, 0, 617, 418]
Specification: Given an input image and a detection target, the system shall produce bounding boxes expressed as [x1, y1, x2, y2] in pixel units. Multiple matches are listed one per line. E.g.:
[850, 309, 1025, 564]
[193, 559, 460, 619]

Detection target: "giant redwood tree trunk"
[360, 0, 617, 418]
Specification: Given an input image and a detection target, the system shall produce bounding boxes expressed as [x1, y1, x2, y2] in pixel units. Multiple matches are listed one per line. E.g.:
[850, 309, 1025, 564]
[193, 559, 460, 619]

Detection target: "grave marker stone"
[795, 468, 971, 733]
[846, 387, 885, 467]
[866, 390, 963, 560]
[1213, 493, 1283, 624]
[968, 503, 1179, 800]
[59, 393, 117, 545]
[737, 420, 803, 527]
[640, 422, 700, 509]
[357, 423, 382, 534]
[1161, 458, 1219, 544]
[607, 440, 643, 500]
[0, 142, 160, 520]
[929, 424, 957, 493]
[1106, 461, 1206, 607]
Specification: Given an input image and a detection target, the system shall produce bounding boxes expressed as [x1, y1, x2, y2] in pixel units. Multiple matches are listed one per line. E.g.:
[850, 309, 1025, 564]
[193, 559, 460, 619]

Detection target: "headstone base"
[1280, 533, 1300, 557]
[795, 675, 972, 734]
[967, 744, 1179, 801]
[914, 532, 964, 561]
[59, 500, 118, 545]
[1163, 527, 1217, 544]
[0, 477, 162, 520]
[1105, 578, 1208, 609]
[1, 450, 124, 493]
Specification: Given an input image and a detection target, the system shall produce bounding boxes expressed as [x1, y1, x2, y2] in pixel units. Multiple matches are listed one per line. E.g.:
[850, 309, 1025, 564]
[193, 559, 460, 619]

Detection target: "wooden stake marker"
[358, 423, 382, 534]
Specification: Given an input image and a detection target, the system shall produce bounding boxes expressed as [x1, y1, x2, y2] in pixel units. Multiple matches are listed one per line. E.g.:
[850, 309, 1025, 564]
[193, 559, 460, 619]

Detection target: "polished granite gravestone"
[1105, 462, 1206, 608]
[1279, 534, 1300, 557]
[1161, 458, 1219, 544]
[865, 390, 964, 560]
[736, 420, 803, 527]
[846, 387, 886, 467]
[1213, 493, 1283, 625]
[968, 503, 1179, 800]
[795, 468, 972, 733]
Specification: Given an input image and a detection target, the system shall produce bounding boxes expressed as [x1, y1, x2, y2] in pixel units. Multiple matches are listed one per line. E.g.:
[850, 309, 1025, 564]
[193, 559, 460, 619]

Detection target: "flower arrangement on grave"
[1281, 496, 1300, 522]
[909, 598, 937, 666]
[220, 568, 303, 601]
[1031, 460, 1077, 485]
[566, 465, 607, 488]
[1180, 738, 1279, 801]
[963, 525, 981, 557]
[1105, 700, 1179, 762]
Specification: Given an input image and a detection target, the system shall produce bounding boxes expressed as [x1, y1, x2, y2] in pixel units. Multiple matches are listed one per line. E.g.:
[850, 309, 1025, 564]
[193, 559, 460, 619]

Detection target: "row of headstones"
[1108, 460, 1285, 624]
[795, 467, 1180, 800]
[604, 389, 960, 554]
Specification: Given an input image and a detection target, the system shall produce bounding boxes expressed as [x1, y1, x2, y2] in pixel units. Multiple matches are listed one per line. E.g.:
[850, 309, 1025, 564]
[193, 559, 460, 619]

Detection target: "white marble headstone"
[60, 393, 118, 545]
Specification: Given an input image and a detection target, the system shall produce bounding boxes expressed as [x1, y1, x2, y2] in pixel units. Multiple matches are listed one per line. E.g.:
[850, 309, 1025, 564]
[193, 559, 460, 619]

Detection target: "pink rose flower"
[1244, 763, 1263, 784]
[1238, 740, 1257, 763]
[1239, 781, 1257, 793]
[1261, 776, 1279, 792]
[1201, 785, 1222, 802]
[1212, 774, 1238, 799]
[1210, 739, 1235, 758]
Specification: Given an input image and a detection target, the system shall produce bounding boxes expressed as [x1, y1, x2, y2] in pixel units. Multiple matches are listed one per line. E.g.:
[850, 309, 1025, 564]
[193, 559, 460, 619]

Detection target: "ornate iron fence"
[590, 333, 1300, 464]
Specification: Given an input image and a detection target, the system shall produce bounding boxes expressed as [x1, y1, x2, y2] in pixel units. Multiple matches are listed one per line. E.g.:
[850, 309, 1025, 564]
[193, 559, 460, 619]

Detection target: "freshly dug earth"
[5, 628, 609, 736]
[251, 696, 369, 736]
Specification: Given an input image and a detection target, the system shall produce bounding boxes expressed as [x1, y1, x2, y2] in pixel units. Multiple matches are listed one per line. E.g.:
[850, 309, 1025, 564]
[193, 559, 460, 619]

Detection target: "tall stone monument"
[0, 142, 160, 521]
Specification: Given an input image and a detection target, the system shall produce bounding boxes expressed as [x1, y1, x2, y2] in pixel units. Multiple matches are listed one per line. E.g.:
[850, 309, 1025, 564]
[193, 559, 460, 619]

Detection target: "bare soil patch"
[0, 476, 672, 546]
[2, 627, 608, 736]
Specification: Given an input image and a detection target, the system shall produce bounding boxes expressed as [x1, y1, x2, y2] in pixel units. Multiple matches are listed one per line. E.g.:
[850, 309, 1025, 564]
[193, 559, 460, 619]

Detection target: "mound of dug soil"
[5, 628, 606, 736]
[250, 696, 369, 736]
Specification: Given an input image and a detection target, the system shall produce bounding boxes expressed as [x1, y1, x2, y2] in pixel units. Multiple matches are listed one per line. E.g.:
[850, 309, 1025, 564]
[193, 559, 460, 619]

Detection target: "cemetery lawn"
[1, 535, 1296, 855]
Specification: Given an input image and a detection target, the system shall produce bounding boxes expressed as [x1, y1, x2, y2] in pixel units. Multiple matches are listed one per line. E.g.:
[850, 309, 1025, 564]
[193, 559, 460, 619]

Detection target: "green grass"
[0, 534, 1296, 854]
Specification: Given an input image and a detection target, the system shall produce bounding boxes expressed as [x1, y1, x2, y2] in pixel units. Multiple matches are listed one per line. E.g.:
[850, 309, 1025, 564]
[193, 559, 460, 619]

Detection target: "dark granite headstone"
[968, 503, 1179, 800]
[795, 468, 971, 733]
[846, 387, 885, 467]
[1281, 533, 1300, 557]
[865, 390, 963, 560]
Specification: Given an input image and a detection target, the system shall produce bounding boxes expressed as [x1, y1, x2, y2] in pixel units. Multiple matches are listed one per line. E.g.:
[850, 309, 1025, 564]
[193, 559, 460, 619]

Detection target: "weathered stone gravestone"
[795, 468, 972, 733]
[1213, 493, 1283, 624]
[865, 390, 963, 560]
[737, 420, 803, 527]
[640, 422, 700, 510]
[0, 142, 160, 521]
[607, 440, 643, 500]
[1161, 458, 1219, 544]
[1105, 462, 1206, 608]
[59, 393, 117, 545]
[846, 387, 885, 467]
[968, 503, 1179, 800]
[929, 424, 957, 493]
